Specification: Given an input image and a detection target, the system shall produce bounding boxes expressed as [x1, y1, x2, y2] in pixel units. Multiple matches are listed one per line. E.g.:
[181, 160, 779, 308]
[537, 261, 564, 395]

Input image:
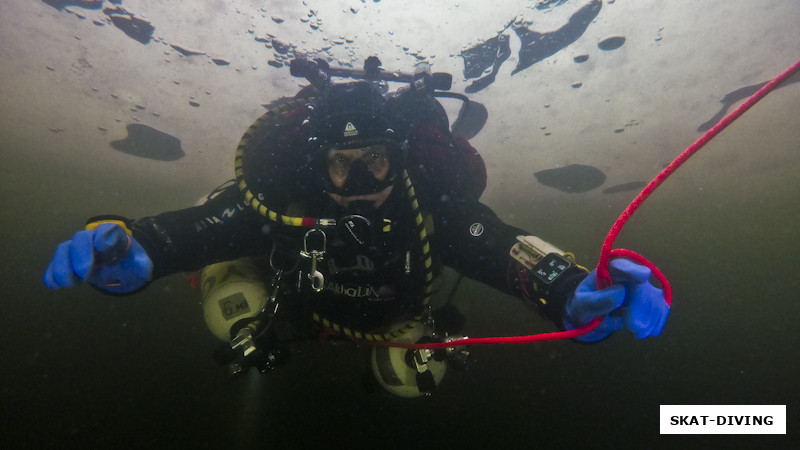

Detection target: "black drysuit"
[126, 127, 586, 335]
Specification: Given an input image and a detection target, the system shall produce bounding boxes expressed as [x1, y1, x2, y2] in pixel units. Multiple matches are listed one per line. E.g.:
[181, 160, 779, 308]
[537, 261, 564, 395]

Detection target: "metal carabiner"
[308, 269, 324, 292]
[301, 227, 327, 293]
[302, 227, 327, 255]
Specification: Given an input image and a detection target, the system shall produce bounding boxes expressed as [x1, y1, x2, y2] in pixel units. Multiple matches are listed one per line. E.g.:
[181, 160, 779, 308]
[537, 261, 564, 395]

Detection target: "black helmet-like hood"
[306, 81, 407, 151]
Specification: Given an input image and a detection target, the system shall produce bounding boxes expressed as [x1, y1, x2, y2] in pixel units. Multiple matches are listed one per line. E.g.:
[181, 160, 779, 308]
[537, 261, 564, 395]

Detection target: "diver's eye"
[367, 150, 388, 162]
[329, 155, 350, 174]
[330, 154, 349, 165]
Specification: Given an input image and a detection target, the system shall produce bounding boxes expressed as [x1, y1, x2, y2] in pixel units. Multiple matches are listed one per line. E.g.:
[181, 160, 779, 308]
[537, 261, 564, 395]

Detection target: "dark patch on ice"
[462, 34, 511, 94]
[104, 7, 154, 44]
[110, 124, 184, 161]
[511, 0, 602, 75]
[271, 39, 291, 54]
[571, 82, 583, 88]
[212, 58, 230, 66]
[534, 164, 606, 193]
[44, 0, 153, 45]
[535, 0, 570, 10]
[574, 54, 589, 63]
[460, 34, 509, 79]
[602, 181, 646, 194]
[615, 119, 641, 133]
[170, 44, 205, 57]
[697, 72, 800, 132]
[107, 15, 153, 44]
[42, 0, 103, 11]
[598, 36, 625, 51]
[460, 0, 601, 92]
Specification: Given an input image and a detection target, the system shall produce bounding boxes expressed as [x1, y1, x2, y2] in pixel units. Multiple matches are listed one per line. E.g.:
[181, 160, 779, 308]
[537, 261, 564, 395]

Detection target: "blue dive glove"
[43, 222, 153, 294]
[563, 258, 670, 342]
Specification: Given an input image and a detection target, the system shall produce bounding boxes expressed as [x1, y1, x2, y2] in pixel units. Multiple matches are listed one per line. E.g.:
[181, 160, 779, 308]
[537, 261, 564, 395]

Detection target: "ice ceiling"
[2, 0, 798, 206]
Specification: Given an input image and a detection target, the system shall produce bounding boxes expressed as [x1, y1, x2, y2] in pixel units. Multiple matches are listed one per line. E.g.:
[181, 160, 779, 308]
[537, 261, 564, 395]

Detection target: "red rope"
[596, 59, 800, 291]
[379, 59, 800, 350]
[365, 317, 604, 349]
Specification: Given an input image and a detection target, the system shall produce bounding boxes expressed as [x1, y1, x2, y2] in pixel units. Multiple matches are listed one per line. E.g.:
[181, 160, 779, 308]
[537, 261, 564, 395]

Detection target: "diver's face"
[327, 145, 390, 189]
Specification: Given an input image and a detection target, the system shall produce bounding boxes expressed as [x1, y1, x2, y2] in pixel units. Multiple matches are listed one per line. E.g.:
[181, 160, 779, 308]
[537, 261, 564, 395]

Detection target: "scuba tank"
[370, 320, 449, 398]
[200, 257, 291, 374]
[200, 258, 269, 342]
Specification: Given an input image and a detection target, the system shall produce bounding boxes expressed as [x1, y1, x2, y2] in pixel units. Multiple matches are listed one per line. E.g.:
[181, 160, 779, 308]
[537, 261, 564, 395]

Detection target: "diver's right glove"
[43, 222, 153, 294]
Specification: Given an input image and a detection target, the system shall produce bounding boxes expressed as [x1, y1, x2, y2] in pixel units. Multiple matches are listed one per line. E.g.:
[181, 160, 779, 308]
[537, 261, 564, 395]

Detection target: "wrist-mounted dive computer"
[510, 235, 574, 296]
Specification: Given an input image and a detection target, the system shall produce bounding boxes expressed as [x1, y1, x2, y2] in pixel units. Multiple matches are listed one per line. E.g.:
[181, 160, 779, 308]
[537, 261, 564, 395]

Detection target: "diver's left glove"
[563, 258, 669, 342]
[43, 222, 153, 294]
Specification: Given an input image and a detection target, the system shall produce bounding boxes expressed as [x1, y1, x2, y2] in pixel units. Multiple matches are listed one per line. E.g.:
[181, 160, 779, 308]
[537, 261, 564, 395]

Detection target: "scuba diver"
[43, 56, 670, 397]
